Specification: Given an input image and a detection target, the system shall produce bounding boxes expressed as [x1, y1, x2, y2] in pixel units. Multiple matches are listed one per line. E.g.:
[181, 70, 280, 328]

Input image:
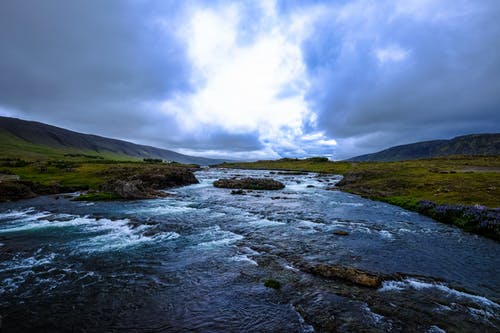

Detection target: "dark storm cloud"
[0, 0, 192, 139]
[299, 0, 500, 158]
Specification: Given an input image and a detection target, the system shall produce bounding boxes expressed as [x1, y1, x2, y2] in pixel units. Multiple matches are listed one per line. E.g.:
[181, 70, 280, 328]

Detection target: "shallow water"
[0, 169, 499, 332]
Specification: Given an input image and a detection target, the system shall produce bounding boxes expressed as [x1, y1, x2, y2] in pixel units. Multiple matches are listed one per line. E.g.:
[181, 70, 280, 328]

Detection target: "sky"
[1, 0, 499, 160]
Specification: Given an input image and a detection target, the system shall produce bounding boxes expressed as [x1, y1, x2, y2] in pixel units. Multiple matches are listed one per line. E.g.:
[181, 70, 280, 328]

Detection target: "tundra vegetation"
[0, 156, 199, 201]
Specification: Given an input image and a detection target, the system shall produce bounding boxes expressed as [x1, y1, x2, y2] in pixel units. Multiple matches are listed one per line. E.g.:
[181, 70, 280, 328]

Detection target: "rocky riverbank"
[86, 166, 199, 200]
[0, 164, 199, 202]
[336, 171, 500, 241]
[0, 180, 87, 202]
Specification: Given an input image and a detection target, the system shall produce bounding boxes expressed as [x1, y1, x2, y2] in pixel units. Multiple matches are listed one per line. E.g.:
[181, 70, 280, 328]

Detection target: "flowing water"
[0, 169, 499, 332]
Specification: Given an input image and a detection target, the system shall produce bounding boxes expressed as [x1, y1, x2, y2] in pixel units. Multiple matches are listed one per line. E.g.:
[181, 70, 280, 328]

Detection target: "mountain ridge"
[347, 133, 500, 162]
[0, 116, 226, 165]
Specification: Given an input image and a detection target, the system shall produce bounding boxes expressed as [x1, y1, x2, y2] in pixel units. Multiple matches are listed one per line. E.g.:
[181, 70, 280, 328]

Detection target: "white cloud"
[177, 146, 280, 161]
[0, 105, 18, 118]
[158, 1, 334, 159]
[375, 45, 409, 64]
[318, 139, 338, 146]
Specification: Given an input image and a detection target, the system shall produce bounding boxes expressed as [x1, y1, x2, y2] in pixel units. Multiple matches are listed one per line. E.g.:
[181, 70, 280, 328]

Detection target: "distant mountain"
[347, 134, 500, 162]
[0, 116, 226, 165]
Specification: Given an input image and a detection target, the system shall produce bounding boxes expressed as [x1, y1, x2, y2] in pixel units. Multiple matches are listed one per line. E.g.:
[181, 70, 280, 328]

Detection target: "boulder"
[97, 167, 199, 200]
[0, 181, 36, 201]
[231, 189, 246, 195]
[100, 180, 151, 199]
[213, 178, 285, 190]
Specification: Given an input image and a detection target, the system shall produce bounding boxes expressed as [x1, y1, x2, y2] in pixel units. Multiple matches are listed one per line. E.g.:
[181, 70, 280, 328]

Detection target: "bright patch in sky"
[375, 46, 409, 64]
[160, 1, 332, 158]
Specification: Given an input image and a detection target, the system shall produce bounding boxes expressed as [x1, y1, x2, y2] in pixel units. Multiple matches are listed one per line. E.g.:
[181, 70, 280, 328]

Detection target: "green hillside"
[348, 134, 500, 162]
[0, 131, 136, 161]
[0, 116, 225, 165]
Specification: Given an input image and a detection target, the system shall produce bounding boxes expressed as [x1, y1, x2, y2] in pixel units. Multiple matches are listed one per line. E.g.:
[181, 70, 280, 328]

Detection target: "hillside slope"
[347, 134, 500, 162]
[0, 116, 225, 165]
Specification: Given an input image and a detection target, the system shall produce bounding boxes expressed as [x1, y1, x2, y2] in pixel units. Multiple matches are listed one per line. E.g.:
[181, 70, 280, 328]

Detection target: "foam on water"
[0, 252, 57, 295]
[362, 304, 391, 327]
[1, 210, 181, 253]
[0, 214, 93, 233]
[196, 225, 244, 248]
[289, 304, 315, 333]
[378, 230, 394, 240]
[128, 201, 197, 215]
[329, 201, 365, 207]
[248, 218, 286, 227]
[0, 209, 55, 231]
[283, 263, 300, 272]
[69, 218, 180, 253]
[230, 254, 258, 266]
[0, 207, 36, 219]
[0, 251, 56, 273]
[326, 220, 370, 234]
[379, 278, 500, 310]
[297, 220, 323, 229]
[427, 325, 446, 333]
[238, 246, 261, 258]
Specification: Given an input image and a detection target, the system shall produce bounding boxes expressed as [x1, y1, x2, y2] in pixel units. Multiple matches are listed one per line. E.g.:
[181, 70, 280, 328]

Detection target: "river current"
[0, 169, 499, 332]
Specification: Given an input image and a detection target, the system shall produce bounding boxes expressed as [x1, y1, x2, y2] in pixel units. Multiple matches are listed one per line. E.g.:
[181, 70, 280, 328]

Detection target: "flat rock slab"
[303, 264, 384, 288]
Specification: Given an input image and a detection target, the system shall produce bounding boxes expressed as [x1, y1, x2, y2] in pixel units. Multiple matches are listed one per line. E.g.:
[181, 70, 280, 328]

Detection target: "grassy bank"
[219, 156, 500, 240]
[0, 158, 199, 201]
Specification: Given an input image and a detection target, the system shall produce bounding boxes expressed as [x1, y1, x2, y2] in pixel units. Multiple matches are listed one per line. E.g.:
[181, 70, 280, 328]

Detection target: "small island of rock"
[213, 177, 285, 190]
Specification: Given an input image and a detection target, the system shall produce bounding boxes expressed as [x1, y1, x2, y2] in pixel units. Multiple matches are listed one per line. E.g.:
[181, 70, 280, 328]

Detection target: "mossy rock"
[214, 178, 285, 190]
[263, 278, 281, 289]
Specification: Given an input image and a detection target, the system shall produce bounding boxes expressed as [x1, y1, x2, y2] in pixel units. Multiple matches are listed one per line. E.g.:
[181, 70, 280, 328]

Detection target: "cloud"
[0, 0, 192, 142]
[158, 1, 334, 158]
[1, 0, 499, 160]
[300, 0, 500, 158]
[375, 46, 409, 64]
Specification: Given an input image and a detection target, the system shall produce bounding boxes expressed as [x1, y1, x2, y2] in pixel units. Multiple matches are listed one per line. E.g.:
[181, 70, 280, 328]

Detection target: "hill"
[0, 116, 225, 165]
[347, 134, 500, 162]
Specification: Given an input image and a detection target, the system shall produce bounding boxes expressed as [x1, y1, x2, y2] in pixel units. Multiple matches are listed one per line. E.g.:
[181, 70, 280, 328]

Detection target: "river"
[1, 168, 499, 332]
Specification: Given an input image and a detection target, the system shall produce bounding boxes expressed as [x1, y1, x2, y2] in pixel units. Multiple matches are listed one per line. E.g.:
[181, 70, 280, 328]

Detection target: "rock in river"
[213, 178, 285, 190]
[304, 264, 384, 288]
[0, 181, 36, 201]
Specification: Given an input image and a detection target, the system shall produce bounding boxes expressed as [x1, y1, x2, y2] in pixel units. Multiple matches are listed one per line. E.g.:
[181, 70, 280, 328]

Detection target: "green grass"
[0, 133, 200, 201]
[0, 132, 140, 162]
[1, 160, 195, 192]
[221, 156, 500, 208]
[220, 157, 353, 174]
[2, 162, 107, 189]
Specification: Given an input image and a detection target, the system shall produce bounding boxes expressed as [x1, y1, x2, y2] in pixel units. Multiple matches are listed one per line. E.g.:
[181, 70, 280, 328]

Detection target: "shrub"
[417, 200, 500, 239]
[143, 158, 163, 163]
